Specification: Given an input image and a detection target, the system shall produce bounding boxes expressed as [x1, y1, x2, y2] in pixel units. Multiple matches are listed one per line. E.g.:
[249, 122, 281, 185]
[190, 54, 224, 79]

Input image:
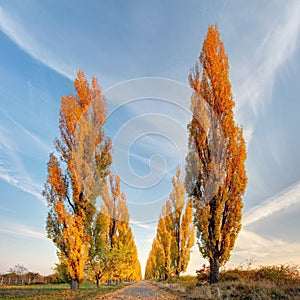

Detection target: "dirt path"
[94, 281, 183, 300]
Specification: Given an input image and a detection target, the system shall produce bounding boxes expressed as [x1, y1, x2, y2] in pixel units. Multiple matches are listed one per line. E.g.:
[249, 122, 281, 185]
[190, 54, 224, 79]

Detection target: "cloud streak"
[0, 221, 46, 240]
[0, 6, 74, 80]
[230, 229, 300, 266]
[235, 1, 300, 116]
[0, 126, 46, 205]
[243, 180, 300, 226]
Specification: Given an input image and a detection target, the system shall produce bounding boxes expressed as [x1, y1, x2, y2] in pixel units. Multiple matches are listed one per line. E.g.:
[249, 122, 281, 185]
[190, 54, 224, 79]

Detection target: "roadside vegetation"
[0, 282, 127, 300]
[154, 264, 300, 299]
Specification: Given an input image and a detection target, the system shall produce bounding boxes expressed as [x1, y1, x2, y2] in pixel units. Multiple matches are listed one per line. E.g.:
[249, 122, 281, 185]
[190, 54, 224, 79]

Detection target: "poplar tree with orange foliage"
[98, 171, 142, 283]
[43, 71, 112, 290]
[145, 239, 164, 280]
[145, 169, 194, 280]
[186, 25, 247, 283]
[169, 169, 194, 277]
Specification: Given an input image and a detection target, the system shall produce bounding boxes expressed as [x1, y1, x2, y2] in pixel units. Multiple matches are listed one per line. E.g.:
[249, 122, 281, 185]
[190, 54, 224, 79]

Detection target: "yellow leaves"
[187, 25, 248, 269]
[74, 70, 93, 110]
[44, 154, 66, 203]
[55, 204, 88, 282]
[44, 70, 113, 288]
[95, 171, 141, 282]
[145, 170, 195, 279]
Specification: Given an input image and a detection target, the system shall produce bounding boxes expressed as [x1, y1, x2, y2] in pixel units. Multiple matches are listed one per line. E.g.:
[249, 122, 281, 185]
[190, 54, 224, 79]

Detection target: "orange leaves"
[145, 169, 195, 279]
[74, 70, 93, 110]
[44, 70, 112, 289]
[44, 154, 66, 203]
[186, 25, 248, 279]
[198, 25, 234, 118]
[96, 171, 141, 281]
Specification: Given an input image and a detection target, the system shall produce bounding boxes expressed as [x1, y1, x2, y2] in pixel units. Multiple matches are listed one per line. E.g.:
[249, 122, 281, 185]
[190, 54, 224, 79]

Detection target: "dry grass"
[156, 265, 300, 300]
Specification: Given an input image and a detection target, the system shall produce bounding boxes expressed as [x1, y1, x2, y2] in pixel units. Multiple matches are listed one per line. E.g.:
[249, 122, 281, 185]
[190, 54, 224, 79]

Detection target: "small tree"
[186, 25, 247, 283]
[8, 264, 28, 285]
[53, 263, 70, 283]
[88, 171, 141, 286]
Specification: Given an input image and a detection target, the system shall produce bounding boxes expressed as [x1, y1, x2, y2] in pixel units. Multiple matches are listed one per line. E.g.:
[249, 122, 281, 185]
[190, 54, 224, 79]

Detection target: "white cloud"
[1, 110, 51, 153]
[130, 218, 155, 230]
[0, 6, 74, 80]
[243, 180, 300, 226]
[231, 1, 300, 151]
[0, 127, 46, 205]
[235, 1, 300, 116]
[0, 223, 46, 240]
[229, 229, 300, 267]
[242, 126, 254, 148]
[0, 172, 44, 203]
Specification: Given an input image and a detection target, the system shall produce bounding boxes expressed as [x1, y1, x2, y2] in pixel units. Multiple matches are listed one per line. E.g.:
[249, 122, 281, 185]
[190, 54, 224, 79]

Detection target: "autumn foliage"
[186, 25, 247, 283]
[145, 170, 194, 280]
[87, 171, 142, 286]
[44, 25, 247, 290]
[43, 71, 141, 290]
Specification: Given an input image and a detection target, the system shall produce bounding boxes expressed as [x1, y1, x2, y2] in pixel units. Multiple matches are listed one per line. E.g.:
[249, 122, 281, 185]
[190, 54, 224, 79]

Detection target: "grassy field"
[155, 265, 300, 299]
[0, 283, 126, 300]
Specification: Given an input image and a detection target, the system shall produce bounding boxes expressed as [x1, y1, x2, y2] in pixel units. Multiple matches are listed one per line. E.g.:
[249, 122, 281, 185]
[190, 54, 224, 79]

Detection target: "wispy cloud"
[0, 6, 73, 80]
[0, 127, 46, 205]
[0, 108, 51, 153]
[231, 1, 300, 150]
[235, 1, 300, 116]
[230, 229, 300, 266]
[186, 229, 300, 274]
[130, 218, 155, 230]
[0, 222, 46, 240]
[243, 180, 300, 226]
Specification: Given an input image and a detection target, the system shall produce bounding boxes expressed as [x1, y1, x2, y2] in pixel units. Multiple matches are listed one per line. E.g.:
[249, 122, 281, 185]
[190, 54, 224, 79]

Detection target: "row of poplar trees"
[145, 25, 247, 284]
[43, 71, 142, 290]
[144, 170, 195, 280]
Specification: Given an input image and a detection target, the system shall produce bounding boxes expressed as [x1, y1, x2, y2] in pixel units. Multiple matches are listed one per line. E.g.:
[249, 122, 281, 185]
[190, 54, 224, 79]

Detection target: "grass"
[155, 265, 300, 300]
[0, 283, 126, 300]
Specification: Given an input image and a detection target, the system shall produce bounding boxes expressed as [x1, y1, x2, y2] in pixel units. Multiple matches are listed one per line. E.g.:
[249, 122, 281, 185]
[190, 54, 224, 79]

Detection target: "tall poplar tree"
[145, 239, 164, 280]
[186, 25, 247, 283]
[99, 171, 142, 283]
[43, 71, 112, 290]
[145, 170, 194, 280]
[169, 169, 194, 277]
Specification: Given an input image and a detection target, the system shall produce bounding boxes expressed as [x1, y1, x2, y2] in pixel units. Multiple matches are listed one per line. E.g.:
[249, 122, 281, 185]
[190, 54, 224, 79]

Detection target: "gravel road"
[94, 281, 183, 300]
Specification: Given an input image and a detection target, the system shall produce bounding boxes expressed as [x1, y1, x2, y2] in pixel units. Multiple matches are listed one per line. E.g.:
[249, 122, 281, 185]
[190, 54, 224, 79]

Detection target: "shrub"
[253, 265, 299, 285]
[196, 264, 210, 283]
[220, 270, 242, 282]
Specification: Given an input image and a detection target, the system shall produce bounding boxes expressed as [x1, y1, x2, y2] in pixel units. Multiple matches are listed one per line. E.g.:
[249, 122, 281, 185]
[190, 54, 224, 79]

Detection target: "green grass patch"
[0, 283, 126, 300]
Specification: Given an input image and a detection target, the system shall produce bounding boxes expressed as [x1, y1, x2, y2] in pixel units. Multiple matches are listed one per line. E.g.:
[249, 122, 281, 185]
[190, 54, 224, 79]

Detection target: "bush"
[253, 265, 299, 285]
[196, 264, 210, 283]
[220, 270, 242, 282]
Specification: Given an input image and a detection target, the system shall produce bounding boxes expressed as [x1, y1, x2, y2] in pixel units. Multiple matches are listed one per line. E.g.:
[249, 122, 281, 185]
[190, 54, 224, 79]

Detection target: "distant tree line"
[0, 264, 62, 285]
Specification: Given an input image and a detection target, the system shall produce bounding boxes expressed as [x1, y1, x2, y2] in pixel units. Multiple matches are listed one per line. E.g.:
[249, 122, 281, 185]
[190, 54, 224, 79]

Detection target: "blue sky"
[0, 0, 300, 276]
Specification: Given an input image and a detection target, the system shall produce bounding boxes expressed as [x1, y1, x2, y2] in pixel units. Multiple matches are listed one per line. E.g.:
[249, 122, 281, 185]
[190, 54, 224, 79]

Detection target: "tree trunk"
[96, 276, 101, 288]
[164, 272, 168, 281]
[209, 258, 219, 284]
[70, 278, 79, 290]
